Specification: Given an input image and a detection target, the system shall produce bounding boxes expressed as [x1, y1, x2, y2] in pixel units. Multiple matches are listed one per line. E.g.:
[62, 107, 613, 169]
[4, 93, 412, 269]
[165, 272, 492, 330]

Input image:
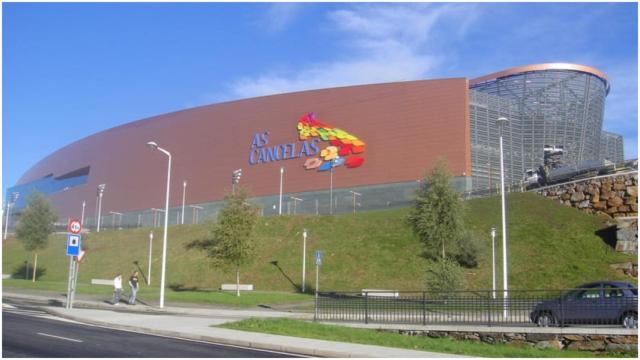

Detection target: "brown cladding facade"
[17, 78, 470, 219]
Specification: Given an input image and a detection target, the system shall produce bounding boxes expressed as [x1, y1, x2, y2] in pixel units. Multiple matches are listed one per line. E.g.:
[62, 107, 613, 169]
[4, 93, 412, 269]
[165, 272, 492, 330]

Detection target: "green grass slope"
[2, 193, 635, 292]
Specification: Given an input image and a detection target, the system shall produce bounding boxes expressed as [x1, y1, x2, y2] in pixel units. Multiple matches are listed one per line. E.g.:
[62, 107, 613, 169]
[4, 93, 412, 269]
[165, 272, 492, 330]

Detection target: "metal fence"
[314, 289, 638, 328]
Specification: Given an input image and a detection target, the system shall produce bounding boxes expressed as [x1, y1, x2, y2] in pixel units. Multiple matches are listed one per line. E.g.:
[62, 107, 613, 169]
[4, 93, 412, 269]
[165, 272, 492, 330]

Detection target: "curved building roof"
[469, 63, 610, 94]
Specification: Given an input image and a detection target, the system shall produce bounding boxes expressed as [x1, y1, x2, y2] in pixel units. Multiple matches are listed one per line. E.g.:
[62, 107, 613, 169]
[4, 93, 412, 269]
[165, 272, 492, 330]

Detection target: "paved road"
[2, 303, 300, 358]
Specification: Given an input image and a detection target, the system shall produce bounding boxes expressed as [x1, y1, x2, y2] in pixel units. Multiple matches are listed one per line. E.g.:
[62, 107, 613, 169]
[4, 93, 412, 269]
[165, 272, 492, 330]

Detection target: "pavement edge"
[42, 307, 362, 358]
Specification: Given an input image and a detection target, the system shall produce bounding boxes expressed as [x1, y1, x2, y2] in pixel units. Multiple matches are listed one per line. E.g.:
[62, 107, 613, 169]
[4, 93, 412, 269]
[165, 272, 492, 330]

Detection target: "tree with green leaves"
[424, 257, 465, 292]
[15, 192, 57, 282]
[188, 187, 258, 296]
[408, 161, 467, 261]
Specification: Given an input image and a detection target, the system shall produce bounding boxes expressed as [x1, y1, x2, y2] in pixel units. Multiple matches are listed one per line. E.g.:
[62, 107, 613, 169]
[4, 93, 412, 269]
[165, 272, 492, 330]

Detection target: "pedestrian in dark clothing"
[128, 271, 139, 305]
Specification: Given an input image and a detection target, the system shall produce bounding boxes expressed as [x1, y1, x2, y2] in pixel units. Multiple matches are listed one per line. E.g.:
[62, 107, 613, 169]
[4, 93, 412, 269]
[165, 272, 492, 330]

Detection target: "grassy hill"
[2, 193, 636, 292]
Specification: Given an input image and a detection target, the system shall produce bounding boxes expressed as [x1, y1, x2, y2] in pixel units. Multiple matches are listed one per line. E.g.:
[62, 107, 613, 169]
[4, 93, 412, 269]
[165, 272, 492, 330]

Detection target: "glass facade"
[470, 70, 608, 172]
[599, 131, 624, 164]
[469, 90, 523, 190]
[6, 166, 90, 209]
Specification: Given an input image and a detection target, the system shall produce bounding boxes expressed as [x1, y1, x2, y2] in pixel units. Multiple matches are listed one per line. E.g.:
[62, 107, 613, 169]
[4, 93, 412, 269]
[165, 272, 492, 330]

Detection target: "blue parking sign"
[67, 234, 81, 256]
[315, 250, 322, 266]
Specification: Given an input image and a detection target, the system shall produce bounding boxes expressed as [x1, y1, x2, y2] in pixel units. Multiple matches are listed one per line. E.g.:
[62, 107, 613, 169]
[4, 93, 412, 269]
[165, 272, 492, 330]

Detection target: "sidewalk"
[3, 290, 463, 358]
[3, 290, 311, 319]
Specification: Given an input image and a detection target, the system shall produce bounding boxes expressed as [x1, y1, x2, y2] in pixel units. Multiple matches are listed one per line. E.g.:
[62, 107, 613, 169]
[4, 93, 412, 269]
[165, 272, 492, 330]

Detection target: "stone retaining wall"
[535, 172, 638, 218]
[389, 329, 637, 354]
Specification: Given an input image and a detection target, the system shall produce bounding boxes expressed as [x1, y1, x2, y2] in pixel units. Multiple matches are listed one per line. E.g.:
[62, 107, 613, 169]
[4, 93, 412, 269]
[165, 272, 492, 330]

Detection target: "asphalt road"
[2, 304, 300, 358]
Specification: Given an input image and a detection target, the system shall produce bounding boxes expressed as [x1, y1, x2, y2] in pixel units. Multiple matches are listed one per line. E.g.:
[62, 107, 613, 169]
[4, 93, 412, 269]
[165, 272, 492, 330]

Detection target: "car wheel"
[536, 313, 556, 327]
[622, 312, 638, 329]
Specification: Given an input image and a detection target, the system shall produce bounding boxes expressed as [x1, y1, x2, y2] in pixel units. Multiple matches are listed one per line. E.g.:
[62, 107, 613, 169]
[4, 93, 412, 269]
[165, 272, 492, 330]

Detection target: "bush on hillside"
[425, 258, 465, 292]
[453, 231, 479, 268]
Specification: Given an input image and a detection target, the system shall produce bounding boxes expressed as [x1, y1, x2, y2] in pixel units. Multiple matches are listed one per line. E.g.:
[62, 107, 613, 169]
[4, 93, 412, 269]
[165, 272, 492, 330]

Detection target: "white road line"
[36, 332, 83, 343]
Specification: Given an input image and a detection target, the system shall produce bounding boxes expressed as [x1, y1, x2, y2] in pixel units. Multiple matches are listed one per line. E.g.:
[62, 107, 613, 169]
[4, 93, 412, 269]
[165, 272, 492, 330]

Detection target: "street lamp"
[3, 192, 19, 240]
[232, 169, 242, 194]
[497, 116, 509, 318]
[148, 231, 153, 285]
[146, 140, 172, 309]
[96, 184, 106, 232]
[290, 197, 303, 215]
[81, 201, 86, 228]
[181, 181, 187, 225]
[302, 229, 307, 293]
[490, 227, 497, 299]
[279, 167, 284, 215]
[349, 191, 361, 214]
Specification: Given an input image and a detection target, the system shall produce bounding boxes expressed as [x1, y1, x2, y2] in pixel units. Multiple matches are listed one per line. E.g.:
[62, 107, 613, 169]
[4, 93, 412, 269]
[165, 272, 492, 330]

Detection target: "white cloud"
[226, 3, 479, 99]
[262, 3, 302, 32]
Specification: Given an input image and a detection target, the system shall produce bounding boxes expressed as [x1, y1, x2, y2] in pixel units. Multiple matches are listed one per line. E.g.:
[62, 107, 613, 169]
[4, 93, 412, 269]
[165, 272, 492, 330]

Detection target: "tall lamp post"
[80, 201, 86, 228]
[181, 181, 187, 225]
[4, 192, 19, 240]
[146, 141, 172, 309]
[302, 229, 307, 293]
[278, 167, 284, 215]
[148, 231, 153, 285]
[497, 116, 509, 318]
[96, 184, 106, 232]
[490, 227, 497, 299]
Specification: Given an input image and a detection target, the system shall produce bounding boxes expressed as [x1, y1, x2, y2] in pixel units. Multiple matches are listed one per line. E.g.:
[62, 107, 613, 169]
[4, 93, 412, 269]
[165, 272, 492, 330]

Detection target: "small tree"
[15, 192, 57, 282]
[189, 187, 258, 296]
[425, 258, 465, 293]
[408, 161, 466, 261]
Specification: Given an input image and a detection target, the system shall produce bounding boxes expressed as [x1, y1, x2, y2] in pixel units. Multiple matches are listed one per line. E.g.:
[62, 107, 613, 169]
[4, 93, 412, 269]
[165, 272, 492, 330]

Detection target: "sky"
[2, 1, 638, 199]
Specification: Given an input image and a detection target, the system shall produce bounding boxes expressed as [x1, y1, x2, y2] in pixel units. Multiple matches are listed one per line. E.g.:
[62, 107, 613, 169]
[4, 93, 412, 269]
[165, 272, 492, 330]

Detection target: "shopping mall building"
[5, 63, 624, 228]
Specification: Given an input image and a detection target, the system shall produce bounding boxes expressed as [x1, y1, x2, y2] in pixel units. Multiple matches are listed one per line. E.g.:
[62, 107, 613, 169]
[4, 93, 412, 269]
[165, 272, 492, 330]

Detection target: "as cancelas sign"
[248, 112, 365, 171]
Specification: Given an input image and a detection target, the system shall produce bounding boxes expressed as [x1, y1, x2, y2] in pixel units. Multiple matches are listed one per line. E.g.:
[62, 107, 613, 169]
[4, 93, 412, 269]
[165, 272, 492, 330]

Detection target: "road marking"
[36, 332, 83, 343]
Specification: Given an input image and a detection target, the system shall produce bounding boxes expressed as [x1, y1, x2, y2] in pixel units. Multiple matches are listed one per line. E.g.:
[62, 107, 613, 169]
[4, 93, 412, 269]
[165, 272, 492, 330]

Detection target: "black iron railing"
[315, 288, 638, 328]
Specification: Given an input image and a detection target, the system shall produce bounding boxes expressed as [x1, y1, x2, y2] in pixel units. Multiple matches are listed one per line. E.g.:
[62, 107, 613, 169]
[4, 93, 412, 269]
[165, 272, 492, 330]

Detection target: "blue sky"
[3, 2, 638, 198]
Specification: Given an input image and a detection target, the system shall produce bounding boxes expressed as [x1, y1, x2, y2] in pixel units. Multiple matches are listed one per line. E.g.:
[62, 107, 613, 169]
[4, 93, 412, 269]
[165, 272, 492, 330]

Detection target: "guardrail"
[315, 288, 638, 328]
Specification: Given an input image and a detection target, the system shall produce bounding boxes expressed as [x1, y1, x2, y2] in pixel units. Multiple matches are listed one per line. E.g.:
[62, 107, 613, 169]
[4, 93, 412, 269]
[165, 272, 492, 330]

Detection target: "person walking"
[112, 273, 123, 305]
[128, 271, 139, 305]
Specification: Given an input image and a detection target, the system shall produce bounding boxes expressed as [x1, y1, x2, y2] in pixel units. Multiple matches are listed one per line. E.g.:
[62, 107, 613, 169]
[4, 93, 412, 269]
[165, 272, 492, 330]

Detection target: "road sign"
[315, 250, 322, 266]
[67, 234, 81, 256]
[77, 249, 87, 263]
[68, 219, 82, 234]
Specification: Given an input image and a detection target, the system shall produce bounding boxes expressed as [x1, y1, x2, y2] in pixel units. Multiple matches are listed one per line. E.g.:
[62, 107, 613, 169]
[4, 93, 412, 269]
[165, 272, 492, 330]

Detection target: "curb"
[42, 307, 391, 358]
[3, 292, 314, 319]
[3, 294, 178, 316]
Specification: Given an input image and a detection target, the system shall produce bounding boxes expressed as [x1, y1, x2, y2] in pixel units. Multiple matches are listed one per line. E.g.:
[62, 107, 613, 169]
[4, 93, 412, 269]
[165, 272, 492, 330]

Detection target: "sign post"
[66, 219, 82, 309]
[314, 250, 322, 321]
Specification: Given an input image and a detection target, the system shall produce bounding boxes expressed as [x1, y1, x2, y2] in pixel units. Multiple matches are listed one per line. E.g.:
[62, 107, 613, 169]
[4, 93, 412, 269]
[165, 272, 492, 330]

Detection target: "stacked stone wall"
[535, 172, 638, 218]
[389, 329, 637, 354]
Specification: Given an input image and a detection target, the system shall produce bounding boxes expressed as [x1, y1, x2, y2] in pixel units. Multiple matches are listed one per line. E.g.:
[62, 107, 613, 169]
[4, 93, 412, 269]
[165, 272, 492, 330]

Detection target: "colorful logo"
[297, 113, 365, 171]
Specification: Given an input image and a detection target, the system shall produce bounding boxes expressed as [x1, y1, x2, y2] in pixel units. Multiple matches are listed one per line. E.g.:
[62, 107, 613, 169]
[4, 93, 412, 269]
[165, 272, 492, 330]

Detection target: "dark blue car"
[530, 281, 638, 328]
